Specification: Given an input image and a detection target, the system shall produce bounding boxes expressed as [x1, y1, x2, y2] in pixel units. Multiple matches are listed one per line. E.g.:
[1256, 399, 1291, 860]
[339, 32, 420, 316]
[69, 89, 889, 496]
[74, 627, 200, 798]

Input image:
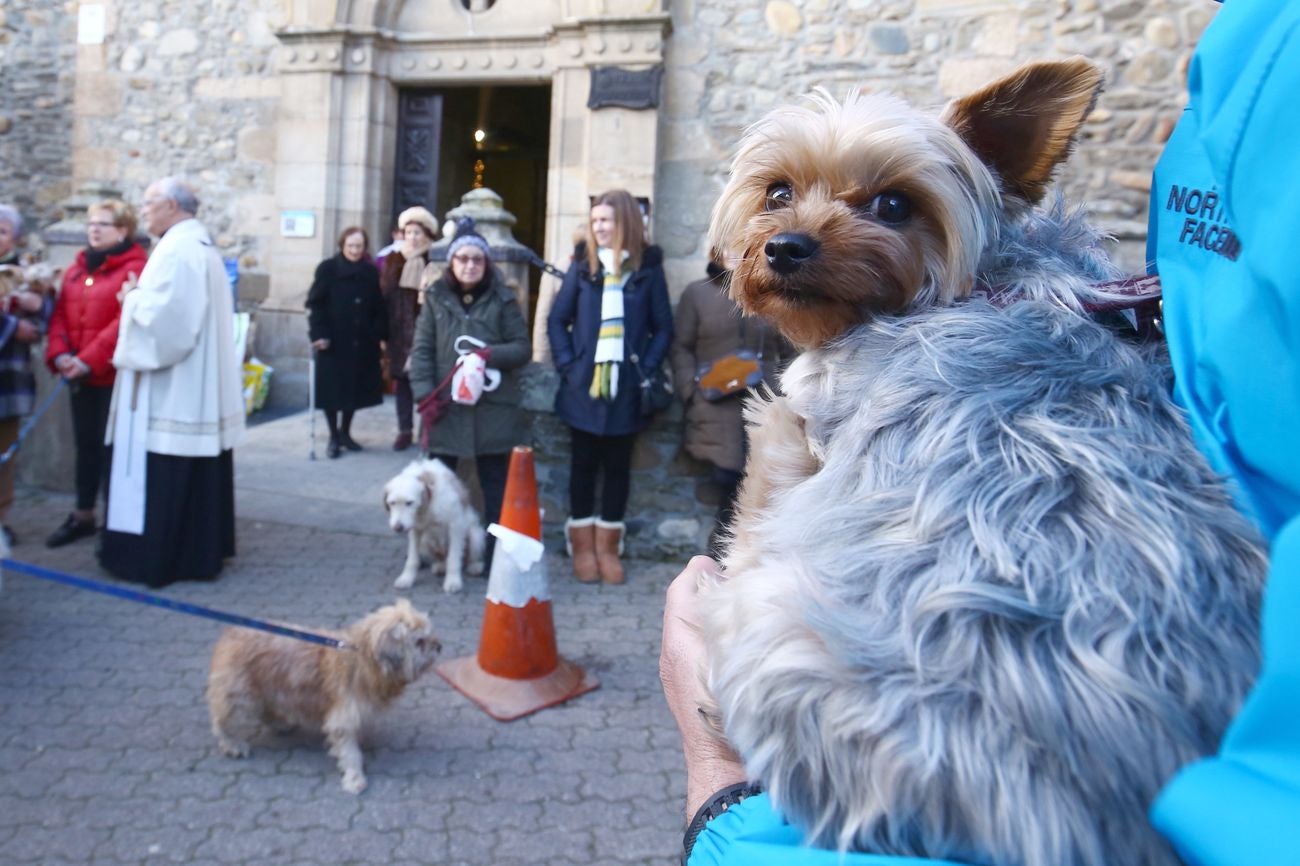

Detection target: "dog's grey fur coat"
[706, 205, 1267, 866]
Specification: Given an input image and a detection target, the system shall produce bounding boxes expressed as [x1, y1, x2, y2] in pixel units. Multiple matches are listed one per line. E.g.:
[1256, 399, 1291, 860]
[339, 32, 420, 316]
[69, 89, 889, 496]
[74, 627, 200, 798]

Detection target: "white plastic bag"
[450, 335, 501, 405]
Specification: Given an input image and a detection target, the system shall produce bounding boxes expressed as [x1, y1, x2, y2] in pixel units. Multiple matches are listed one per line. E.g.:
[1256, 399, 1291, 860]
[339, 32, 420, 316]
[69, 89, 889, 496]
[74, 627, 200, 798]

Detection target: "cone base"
[436, 654, 600, 722]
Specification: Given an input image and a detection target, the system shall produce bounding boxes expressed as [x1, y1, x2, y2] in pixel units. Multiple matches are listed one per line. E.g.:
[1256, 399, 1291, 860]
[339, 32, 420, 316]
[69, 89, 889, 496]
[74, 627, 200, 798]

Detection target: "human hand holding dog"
[15, 289, 43, 314]
[661, 555, 748, 819]
[12, 318, 39, 343]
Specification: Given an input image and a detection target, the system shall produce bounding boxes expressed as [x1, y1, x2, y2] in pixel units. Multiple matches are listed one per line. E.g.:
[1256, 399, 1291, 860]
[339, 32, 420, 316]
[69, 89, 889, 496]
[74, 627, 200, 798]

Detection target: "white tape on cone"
[486, 523, 549, 607]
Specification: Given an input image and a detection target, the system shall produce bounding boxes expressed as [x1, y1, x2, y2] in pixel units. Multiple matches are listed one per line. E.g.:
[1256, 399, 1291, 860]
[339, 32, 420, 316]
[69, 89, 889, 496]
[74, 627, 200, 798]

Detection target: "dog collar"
[976, 273, 1161, 312]
[974, 273, 1163, 339]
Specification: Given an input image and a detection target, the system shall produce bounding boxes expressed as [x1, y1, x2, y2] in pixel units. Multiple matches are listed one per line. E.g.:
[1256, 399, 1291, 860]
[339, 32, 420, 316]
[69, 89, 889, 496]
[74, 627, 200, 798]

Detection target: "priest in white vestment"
[100, 178, 246, 587]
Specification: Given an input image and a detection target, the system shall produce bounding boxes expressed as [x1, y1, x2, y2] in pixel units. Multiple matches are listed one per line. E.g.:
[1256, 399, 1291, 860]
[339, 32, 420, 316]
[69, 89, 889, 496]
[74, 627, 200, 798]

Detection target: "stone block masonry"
[658, 0, 1212, 277]
[0, 1, 77, 226]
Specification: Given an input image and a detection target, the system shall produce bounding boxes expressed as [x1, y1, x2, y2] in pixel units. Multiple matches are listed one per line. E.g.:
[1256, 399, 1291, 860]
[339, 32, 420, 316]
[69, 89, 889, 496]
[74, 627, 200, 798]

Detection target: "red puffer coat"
[45, 243, 148, 387]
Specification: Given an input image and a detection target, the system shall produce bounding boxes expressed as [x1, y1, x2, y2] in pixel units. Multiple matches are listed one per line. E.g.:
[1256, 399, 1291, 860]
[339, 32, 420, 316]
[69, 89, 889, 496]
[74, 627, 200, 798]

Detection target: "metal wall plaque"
[587, 66, 664, 110]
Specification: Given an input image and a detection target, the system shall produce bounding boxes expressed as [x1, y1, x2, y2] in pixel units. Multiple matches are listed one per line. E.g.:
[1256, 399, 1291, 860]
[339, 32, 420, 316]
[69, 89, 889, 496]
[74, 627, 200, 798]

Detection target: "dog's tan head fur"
[0, 262, 61, 298]
[348, 598, 442, 690]
[709, 57, 1102, 350]
[0, 266, 24, 299]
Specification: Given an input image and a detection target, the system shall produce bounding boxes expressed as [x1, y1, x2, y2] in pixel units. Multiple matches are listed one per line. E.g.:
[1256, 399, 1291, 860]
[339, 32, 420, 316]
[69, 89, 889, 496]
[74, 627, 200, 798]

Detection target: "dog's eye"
[862, 190, 912, 224]
[764, 183, 793, 212]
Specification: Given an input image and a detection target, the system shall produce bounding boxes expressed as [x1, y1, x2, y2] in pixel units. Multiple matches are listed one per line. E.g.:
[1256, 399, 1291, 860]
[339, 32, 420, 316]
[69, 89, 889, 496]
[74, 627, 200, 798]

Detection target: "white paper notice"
[77, 5, 106, 45]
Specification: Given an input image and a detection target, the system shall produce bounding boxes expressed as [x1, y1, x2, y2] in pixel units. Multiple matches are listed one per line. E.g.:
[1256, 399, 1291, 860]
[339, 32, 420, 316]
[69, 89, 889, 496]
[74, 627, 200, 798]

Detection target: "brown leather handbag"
[695, 319, 765, 402]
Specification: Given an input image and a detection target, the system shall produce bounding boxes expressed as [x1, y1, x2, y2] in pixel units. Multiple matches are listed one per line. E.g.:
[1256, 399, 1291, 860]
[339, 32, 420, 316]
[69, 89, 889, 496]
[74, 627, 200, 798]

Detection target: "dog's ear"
[419, 473, 435, 509]
[941, 56, 1103, 207]
[381, 482, 391, 512]
[373, 620, 410, 678]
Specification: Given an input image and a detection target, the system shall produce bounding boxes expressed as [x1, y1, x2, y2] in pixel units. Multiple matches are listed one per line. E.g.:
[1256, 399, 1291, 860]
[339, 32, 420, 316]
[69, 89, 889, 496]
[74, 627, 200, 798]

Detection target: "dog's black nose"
[764, 233, 819, 274]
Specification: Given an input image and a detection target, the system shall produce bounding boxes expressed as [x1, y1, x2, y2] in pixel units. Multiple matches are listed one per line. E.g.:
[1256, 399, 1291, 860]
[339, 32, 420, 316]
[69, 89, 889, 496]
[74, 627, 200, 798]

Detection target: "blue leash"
[0, 377, 68, 466]
[2, 558, 350, 650]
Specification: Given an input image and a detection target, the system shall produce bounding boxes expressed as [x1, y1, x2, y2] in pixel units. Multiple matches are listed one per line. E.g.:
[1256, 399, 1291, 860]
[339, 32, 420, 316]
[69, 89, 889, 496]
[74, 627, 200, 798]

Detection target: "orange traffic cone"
[436, 446, 599, 721]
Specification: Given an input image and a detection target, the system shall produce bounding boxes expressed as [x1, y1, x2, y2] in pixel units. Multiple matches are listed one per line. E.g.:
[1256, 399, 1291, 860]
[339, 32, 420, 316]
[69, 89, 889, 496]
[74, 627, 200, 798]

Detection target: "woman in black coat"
[306, 226, 386, 458]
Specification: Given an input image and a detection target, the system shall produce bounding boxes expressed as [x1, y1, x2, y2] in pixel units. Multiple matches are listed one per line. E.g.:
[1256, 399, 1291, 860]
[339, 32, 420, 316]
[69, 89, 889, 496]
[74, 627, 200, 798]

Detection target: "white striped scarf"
[589, 247, 629, 400]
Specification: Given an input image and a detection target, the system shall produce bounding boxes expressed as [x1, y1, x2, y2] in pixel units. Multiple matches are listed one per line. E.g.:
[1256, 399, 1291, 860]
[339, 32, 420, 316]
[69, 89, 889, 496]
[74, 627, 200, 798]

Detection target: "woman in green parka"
[407, 218, 531, 567]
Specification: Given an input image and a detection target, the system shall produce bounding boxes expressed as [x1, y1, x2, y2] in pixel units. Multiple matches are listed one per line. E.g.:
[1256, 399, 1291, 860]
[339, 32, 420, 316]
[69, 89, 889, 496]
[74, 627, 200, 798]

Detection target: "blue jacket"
[1146, 1, 1300, 863]
[546, 243, 673, 436]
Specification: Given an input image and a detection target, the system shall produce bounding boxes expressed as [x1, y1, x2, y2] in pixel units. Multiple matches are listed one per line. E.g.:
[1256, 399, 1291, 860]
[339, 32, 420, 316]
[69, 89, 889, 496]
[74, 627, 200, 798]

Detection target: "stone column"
[432, 188, 532, 319]
[533, 18, 669, 362]
[257, 34, 392, 409]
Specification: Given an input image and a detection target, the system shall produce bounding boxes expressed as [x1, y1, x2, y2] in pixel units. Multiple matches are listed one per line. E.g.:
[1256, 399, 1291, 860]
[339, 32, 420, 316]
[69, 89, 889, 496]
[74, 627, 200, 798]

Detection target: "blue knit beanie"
[446, 218, 491, 262]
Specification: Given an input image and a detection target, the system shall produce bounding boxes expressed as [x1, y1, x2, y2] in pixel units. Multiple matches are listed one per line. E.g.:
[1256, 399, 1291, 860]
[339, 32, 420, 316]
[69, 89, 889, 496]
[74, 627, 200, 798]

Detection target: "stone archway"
[256, 1, 671, 396]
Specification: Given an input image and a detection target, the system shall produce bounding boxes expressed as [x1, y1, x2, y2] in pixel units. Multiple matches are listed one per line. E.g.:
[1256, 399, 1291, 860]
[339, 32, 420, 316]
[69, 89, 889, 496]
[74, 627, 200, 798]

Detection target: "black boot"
[339, 412, 361, 450]
[327, 434, 342, 459]
[46, 514, 97, 548]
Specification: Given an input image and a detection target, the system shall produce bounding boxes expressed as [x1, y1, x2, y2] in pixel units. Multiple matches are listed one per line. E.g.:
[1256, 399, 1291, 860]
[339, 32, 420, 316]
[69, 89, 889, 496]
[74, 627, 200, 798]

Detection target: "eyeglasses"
[87, 221, 119, 229]
[452, 254, 486, 266]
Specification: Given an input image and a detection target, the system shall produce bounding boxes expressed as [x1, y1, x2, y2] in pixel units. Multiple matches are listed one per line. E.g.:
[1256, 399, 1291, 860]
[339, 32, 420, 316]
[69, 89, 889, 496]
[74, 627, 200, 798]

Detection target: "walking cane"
[308, 347, 317, 461]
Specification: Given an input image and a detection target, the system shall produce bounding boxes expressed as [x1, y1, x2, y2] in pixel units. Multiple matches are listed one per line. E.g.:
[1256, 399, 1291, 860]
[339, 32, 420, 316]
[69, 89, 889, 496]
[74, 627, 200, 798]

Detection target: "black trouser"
[433, 453, 510, 567]
[394, 376, 413, 433]
[70, 383, 113, 512]
[568, 428, 636, 522]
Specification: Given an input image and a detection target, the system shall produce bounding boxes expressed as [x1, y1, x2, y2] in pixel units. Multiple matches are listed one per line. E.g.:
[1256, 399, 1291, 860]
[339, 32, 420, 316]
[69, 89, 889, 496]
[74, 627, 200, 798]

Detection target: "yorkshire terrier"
[0, 260, 58, 323]
[701, 58, 1266, 866]
[207, 599, 441, 794]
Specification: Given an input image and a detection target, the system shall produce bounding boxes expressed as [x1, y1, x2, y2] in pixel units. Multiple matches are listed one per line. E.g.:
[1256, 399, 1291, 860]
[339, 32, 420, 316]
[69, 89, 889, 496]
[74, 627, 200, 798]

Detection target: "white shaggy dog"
[382, 459, 485, 593]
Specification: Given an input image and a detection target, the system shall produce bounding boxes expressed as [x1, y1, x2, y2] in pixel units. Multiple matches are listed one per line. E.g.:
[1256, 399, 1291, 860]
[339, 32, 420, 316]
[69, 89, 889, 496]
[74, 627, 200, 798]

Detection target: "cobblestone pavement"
[0, 406, 691, 866]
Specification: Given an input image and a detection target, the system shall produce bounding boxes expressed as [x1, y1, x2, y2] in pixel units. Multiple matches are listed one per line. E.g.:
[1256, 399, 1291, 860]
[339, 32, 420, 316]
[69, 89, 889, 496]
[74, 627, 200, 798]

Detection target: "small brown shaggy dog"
[207, 599, 441, 793]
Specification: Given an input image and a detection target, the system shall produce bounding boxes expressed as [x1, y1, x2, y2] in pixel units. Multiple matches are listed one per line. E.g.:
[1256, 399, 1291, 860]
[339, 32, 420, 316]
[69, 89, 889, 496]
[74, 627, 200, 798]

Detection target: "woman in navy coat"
[547, 189, 673, 585]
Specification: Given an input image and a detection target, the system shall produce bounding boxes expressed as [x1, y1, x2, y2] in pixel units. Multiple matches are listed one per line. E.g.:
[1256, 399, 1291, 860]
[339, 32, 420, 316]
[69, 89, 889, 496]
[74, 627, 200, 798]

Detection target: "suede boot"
[566, 517, 599, 583]
[594, 520, 626, 585]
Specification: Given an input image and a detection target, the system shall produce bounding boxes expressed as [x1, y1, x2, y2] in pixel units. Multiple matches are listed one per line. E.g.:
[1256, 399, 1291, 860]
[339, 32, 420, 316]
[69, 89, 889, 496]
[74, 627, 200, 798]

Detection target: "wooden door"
[392, 91, 443, 225]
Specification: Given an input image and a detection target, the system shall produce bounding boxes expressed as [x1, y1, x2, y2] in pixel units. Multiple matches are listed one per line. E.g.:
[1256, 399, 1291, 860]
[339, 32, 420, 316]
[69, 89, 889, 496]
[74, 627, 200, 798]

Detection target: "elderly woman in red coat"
[44, 199, 147, 548]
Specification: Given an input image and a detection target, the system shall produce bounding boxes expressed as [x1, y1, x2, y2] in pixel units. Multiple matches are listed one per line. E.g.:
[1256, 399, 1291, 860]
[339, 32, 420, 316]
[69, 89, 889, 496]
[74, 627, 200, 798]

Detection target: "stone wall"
[655, 0, 1216, 290]
[519, 365, 718, 561]
[69, 0, 283, 291]
[0, 0, 77, 227]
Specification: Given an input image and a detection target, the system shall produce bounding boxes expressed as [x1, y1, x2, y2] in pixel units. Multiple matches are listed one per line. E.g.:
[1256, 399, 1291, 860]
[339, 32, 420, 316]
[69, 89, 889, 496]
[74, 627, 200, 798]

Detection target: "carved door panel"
[393, 91, 443, 225]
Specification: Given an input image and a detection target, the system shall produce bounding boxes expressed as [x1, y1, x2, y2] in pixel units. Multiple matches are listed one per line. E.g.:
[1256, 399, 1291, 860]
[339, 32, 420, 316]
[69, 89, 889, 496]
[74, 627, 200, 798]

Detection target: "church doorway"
[393, 83, 553, 326]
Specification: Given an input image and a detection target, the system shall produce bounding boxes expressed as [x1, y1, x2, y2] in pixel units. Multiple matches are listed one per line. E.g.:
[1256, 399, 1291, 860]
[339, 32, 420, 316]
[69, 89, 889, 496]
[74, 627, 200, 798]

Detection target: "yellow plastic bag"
[242, 358, 273, 414]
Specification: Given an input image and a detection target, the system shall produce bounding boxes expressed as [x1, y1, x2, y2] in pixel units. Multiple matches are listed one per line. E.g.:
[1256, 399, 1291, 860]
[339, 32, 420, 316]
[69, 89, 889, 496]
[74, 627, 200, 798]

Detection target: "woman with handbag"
[407, 218, 531, 570]
[670, 258, 794, 557]
[546, 189, 674, 585]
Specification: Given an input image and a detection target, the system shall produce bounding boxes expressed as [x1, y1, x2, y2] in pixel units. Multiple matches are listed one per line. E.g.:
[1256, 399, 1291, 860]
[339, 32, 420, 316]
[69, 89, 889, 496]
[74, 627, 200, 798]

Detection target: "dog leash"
[1, 558, 351, 650]
[0, 377, 67, 466]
